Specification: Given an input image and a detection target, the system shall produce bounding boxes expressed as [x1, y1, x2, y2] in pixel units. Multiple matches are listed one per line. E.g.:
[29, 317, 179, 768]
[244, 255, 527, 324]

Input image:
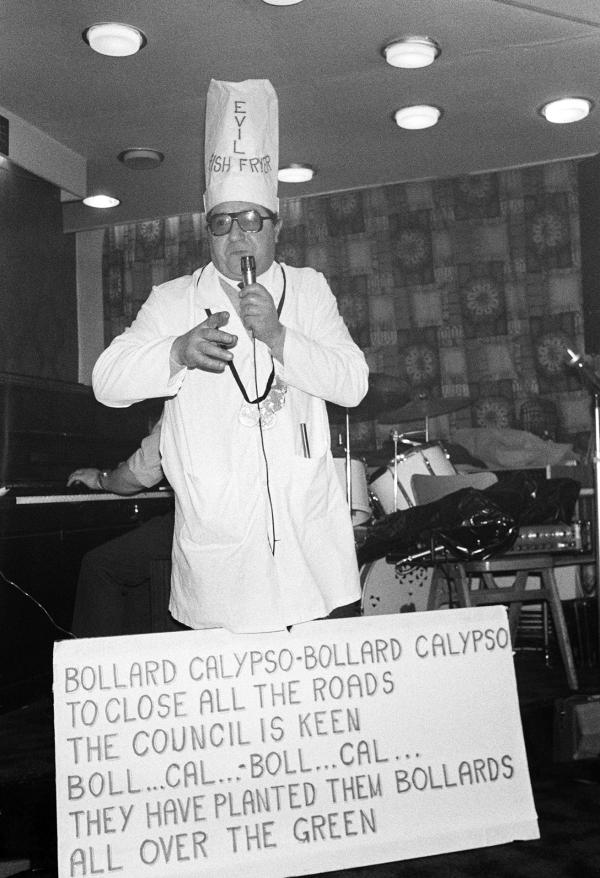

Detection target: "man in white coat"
[93, 79, 369, 633]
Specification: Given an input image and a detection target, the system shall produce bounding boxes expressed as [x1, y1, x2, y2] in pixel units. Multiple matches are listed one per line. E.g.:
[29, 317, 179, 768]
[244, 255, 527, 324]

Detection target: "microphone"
[240, 255, 256, 287]
[566, 347, 600, 393]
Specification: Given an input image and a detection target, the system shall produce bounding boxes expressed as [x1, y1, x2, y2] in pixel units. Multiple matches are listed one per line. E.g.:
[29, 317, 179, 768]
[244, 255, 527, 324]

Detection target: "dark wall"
[0, 158, 77, 380]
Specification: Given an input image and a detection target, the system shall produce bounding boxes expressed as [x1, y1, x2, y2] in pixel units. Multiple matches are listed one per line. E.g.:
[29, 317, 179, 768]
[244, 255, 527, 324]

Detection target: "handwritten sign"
[53, 606, 538, 877]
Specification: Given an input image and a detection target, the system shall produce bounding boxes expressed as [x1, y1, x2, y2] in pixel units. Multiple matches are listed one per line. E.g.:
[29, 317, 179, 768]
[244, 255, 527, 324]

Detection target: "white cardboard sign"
[53, 606, 539, 877]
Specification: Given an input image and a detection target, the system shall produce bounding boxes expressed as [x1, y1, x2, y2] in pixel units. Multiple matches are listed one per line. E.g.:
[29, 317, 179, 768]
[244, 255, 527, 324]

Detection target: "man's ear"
[274, 218, 283, 242]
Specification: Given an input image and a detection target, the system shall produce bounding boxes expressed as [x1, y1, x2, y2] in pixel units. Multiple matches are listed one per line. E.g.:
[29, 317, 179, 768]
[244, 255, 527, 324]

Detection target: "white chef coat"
[93, 261, 369, 632]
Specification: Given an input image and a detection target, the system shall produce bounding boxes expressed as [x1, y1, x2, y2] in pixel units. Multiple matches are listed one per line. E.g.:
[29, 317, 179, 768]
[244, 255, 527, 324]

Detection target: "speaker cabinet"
[554, 694, 600, 761]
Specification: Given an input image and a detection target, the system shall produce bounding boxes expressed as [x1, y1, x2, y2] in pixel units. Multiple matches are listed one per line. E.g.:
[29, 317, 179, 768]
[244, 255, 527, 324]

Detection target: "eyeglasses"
[207, 209, 276, 237]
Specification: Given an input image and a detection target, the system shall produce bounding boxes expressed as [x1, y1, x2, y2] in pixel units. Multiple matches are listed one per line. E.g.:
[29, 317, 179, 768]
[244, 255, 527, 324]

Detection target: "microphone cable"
[0, 566, 77, 639]
[252, 334, 278, 556]
[242, 256, 278, 556]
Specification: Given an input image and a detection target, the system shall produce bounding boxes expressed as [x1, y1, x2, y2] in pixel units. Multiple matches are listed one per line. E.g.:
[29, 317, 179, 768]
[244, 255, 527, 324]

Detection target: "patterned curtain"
[102, 159, 591, 449]
[102, 213, 207, 342]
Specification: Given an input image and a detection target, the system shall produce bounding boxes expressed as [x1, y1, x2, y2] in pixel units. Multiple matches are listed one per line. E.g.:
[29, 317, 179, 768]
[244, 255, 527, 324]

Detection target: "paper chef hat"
[203, 78, 279, 214]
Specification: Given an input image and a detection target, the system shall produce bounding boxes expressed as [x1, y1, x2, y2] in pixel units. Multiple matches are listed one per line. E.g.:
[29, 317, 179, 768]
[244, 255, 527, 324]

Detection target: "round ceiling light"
[262, 0, 304, 4]
[118, 148, 165, 170]
[394, 105, 441, 130]
[383, 36, 441, 69]
[540, 97, 592, 124]
[82, 194, 121, 209]
[83, 22, 146, 57]
[278, 163, 315, 183]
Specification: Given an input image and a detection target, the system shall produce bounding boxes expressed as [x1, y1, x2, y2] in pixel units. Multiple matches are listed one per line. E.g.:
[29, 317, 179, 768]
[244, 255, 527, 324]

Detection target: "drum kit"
[327, 382, 473, 616]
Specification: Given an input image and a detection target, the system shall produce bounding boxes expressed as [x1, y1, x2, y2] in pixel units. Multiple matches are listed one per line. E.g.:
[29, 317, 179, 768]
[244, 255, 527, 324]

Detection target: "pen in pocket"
[300, 423, 310, 458]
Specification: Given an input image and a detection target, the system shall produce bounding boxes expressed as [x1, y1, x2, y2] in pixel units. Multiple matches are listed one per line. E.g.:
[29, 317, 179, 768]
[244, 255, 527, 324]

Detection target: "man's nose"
[228, 218, 247, 241]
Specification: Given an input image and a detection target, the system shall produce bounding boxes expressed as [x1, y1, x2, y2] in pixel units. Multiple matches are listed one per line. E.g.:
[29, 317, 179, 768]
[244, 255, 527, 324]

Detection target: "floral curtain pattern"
[102, 160, 590, 447]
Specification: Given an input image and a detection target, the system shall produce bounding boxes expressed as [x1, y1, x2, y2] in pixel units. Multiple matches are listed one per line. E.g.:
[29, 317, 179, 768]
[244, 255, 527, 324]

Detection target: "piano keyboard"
[15, 490, 172, 505]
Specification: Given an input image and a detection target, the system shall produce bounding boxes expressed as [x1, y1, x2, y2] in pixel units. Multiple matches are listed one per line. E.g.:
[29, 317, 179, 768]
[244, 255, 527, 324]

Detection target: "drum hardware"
[390, 430, 420, 512]
[391, 429, 399, 512]
[390, 430, 424, 448]
[368, 441, 457, 514]
[368, 488, 384, 520]
[326, 374, 411, 424]
[332, 418, 373, 526]
[387, 543, 448, 567]
[333, 454, 371, 526]
[327, 375, 410, 524]
[381, 541, 462, 611]
[385, 393, 473, 443]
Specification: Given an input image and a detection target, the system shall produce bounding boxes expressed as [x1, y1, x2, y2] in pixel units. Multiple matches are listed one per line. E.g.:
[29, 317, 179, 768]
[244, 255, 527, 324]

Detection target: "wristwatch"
[97, 470, 110, 491]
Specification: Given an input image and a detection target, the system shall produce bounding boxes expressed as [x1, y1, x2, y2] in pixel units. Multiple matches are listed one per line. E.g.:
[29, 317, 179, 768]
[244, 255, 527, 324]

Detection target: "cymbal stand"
[569, 358, 600, 664]
[391, 429, 400, 511]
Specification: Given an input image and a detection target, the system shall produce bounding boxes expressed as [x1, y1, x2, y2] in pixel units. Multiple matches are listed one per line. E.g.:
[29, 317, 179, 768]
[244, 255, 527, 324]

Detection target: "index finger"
[202, 310, 230, 329]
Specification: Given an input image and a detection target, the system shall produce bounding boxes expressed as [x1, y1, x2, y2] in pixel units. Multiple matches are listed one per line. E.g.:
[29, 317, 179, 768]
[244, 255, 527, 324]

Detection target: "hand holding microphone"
[239, 256, 285, 355]
[241, 255, 256, 287]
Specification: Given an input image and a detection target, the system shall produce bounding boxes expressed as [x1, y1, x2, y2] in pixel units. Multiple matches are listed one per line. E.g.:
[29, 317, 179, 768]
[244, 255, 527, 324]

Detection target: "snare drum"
[368, 442, 455, 513]
[360, 558, 433, 615]
[333, 456, 371, 525]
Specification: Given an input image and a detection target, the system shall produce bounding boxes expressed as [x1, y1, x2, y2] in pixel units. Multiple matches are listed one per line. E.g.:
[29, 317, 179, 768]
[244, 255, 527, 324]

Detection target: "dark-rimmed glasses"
[207, 209, 276, 237]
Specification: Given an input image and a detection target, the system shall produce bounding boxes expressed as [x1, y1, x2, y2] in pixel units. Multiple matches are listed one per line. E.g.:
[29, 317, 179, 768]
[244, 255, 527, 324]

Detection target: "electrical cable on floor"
[0, 568, 77, 638]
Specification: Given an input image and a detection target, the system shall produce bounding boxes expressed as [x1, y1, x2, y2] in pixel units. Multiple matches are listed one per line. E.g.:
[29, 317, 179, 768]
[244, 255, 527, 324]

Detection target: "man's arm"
[67, 416, 164, 496]
[93, 278, 236, 408]
[275, 268, 369, 408]
[67, 461, 148, 495]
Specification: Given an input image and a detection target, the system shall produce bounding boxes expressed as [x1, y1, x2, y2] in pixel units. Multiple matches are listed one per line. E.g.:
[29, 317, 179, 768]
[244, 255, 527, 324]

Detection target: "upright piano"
[0, 373, 172, 708]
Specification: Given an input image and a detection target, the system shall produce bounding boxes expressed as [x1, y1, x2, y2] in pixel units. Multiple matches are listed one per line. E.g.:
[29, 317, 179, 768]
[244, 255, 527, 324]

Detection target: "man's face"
[207, 201, 282, 281]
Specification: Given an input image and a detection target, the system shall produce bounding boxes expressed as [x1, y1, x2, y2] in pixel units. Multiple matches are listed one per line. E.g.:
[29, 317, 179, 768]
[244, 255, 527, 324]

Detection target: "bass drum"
[360, 558, 433, 615]
[333, 456, 371, 526]
[368, 442, 455, 514]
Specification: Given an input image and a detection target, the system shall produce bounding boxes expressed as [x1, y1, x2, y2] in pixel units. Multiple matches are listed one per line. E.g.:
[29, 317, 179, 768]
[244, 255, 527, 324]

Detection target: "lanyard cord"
[203, 264, 286, 405]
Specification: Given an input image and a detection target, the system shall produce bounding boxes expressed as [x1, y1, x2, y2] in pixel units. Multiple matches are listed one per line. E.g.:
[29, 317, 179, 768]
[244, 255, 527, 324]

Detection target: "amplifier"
[512, 522, 592, 554]
[554, 694, 600, 761]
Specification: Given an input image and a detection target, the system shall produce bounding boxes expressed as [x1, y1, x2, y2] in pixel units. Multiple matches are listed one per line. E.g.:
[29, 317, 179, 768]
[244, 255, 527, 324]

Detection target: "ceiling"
[3, 0, 600, 233]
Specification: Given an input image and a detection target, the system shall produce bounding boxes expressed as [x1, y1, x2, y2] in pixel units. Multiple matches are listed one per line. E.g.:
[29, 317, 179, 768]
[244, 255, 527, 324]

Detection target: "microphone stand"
[592, 392, 600, 665]
[568, 349, 600, 665]
[390, 429, 400, 511]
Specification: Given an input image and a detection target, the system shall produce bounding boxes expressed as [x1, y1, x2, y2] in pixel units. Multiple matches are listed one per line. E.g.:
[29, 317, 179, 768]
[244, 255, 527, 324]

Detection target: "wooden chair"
[427, 554, 579, 690]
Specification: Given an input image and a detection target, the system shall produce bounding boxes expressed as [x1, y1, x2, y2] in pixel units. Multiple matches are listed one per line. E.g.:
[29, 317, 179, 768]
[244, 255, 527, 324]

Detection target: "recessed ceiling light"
[83, 22, 146, 57]
[278, 163, 315, 183]
[383, 36, 441, 69]
[82, 194, 121, 209]
[394, 105, 441, 130]
[540, 97, 592, 124]
[262, 0, 304, 4]
[118, 148, 165, 170]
